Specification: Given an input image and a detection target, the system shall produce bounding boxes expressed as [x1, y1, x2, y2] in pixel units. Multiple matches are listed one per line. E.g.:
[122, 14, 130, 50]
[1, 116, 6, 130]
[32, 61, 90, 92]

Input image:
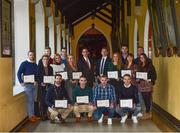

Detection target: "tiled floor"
[20, 117, 163, 132]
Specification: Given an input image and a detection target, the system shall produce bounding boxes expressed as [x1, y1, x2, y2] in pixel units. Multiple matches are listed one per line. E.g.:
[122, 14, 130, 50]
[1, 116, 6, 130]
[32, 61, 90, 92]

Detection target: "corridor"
[0, 0, 180, 132]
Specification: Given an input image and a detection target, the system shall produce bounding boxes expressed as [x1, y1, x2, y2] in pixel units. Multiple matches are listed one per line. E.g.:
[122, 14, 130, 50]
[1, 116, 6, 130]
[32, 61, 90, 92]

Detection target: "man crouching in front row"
[72, 75, 94, 122]
[45, 74, 73, 123]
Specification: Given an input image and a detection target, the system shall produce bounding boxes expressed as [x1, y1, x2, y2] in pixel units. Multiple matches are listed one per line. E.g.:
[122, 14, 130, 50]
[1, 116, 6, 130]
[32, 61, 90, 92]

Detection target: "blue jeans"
[116, 106, 141, 117]
[93, 107, 115, 120]
[138, 91, 144, 107]
[24, 84, 35, 118]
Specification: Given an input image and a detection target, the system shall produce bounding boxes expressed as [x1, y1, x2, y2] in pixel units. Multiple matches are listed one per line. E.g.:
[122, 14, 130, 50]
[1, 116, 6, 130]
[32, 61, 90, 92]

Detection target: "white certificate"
[107, 71, 118, 79]
[57, 71, 68, 80]
[72, 72, 82, 80]
[121, 70, 132, 77]
[76, 96, 89, 104]
[97, 100, 109, 107]
[55, 100, 68, 108]
[120, 99, 133, 108]
[43, 76, 54, 84]
[51, 64, 65, 75]
[136, 72, 148, 80]
[23, 75, 35, 83]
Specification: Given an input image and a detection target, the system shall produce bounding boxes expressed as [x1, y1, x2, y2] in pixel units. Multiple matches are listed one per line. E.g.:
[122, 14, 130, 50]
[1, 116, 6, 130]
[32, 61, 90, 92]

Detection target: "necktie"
[100, 58, 105, 75]
[85, 58, 90, 69]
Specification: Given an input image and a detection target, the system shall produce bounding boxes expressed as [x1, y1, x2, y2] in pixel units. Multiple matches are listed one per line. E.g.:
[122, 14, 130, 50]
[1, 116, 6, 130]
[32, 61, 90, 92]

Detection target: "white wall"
[134, 19, 138, 58]
[48, 16, 55, 56]
[35, 0, 45, 62]
[13, 0, 30, 95]
[56, 24, 61, 53]
[144, 10, 150, 56]
[66, 34, 69, 55]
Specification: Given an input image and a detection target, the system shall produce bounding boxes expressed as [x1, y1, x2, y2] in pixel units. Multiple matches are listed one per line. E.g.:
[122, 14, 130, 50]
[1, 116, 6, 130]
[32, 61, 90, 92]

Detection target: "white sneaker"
[120, 115, 127, 123]
[137, 112, 143, 117]
[132, 116, 138, 123]
[55, 116, 60, 122]
[98, 114, 104, 123]
[107, 118, 112, 125]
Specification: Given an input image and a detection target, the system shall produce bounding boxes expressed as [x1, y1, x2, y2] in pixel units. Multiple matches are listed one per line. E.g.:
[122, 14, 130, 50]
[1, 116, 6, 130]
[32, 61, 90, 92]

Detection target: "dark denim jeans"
[93, 107, 115, 120]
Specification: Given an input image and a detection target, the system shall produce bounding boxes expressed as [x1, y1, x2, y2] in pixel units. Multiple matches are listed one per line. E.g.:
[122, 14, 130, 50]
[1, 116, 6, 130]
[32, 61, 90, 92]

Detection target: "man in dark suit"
[96, 47, 112, 79]
[121, 45, 128, 65]
[77, 48, 94, 88]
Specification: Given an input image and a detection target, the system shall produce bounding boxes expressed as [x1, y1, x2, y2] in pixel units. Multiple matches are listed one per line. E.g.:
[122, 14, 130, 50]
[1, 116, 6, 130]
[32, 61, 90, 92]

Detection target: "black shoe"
[60, 118, 66, 123]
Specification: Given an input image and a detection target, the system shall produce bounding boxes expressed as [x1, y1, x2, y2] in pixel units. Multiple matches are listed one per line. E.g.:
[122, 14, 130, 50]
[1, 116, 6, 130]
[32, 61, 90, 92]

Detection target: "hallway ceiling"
[56, 0, 112, 25]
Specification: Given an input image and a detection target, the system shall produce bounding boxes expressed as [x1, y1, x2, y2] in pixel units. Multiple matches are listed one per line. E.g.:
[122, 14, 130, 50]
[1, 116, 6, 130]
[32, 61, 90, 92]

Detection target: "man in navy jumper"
[17, 51, 39, 122]
[115, 74, 140, 123]
[46, 74, 73, 123]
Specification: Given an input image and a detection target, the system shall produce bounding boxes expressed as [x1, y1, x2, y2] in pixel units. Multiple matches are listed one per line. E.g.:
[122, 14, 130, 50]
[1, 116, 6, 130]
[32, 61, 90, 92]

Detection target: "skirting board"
[153, 102, 180, 131]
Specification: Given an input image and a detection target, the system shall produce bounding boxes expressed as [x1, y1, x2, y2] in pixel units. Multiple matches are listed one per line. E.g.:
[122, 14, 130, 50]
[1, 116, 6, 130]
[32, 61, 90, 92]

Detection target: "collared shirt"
[83, 57, 91, 69]
[93, 83, 116, 104]
[124, 84, 131, 88]
[100, 56, 107, 75]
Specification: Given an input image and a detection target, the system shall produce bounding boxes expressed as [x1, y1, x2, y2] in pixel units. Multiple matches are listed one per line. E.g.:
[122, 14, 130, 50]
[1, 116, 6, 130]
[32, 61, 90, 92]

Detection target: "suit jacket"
[96, 57, 112, 76]
[77, 57, 94, 87]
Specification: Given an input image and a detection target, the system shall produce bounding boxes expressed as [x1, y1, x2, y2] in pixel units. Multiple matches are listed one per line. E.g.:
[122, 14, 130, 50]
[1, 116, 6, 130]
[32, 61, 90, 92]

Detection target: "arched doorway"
[77, 28, 109, 61]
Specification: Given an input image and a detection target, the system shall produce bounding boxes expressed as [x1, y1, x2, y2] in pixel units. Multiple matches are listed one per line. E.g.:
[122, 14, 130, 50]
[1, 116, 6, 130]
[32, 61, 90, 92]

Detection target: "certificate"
[121, 70, 132, 77]
[107, 71, 118, 79]
[136, 72, 148, 80]
[120, 99, 133, 108]
[51, 64, 65, 75]
[57, 71, 68, 80]
[43, 76, 54, 84]
[55, 100, 67, 108]
[96, 100, 109, 107]
[76, 96, 89, 104]
[23, 75, 35, 83]
[72, 72, 82, 80]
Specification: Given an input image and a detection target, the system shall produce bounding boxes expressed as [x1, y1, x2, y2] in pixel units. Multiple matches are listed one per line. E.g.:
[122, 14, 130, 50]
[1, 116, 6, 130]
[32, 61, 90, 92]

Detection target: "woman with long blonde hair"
[64, 55, 78, 100]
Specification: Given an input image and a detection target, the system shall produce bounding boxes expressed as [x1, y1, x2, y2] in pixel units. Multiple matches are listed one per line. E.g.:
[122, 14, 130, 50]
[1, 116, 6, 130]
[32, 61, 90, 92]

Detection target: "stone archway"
[77, 28, 109, 61]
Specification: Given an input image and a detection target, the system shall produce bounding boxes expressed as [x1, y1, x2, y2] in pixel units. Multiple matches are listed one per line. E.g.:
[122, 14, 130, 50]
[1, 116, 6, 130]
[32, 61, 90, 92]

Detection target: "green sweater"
[72, 86, 93, 104]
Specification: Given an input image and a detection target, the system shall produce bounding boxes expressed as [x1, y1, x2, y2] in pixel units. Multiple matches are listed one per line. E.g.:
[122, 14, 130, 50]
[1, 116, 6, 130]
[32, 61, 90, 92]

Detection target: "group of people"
[17, 45, 157, 125]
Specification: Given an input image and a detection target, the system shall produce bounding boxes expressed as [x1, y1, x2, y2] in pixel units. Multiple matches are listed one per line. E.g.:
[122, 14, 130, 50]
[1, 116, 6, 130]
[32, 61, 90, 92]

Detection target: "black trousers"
[141, 92, 152, 113]
[39, 87, 48, 118]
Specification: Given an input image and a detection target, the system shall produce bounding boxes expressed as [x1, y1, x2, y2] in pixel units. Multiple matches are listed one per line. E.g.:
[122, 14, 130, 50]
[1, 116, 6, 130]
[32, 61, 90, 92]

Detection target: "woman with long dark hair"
[122, 53, 138, 87]
[138, 53, 157, 119]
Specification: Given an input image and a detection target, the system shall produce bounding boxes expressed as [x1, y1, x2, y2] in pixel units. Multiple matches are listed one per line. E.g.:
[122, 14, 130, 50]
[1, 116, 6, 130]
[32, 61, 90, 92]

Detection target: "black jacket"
[45, 85, 72, 107]
[77, 57, 94, 87]
[37, 64, 53, 84]
[96, 57, 112, 76]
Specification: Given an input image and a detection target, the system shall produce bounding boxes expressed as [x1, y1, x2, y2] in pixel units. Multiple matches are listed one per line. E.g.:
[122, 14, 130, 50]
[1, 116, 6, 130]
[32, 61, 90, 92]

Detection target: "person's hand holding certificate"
[97, 100, 109, 107]
[55, 100, 67, 108]
[72, 72, 82, 80]
[24, 75, 35, 83]
[76, 96, 89, 104]
[120, 99, 133, 108]
[107, 71, 118, 79]
[43, 76, 54, 84]
[57, 71, 68, 80]
[121, 70, 132, 77]
[136, 72, 148, 80]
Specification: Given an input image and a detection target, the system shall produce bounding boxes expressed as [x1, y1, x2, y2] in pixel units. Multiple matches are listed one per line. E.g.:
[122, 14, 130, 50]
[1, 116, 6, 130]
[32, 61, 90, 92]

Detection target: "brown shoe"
[142, 112, 152, 120]
[87, 116, 92, 122]
[29, 117, 37, 122]
[32, 115, 41, 120]
[76, 117, 80, 123]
